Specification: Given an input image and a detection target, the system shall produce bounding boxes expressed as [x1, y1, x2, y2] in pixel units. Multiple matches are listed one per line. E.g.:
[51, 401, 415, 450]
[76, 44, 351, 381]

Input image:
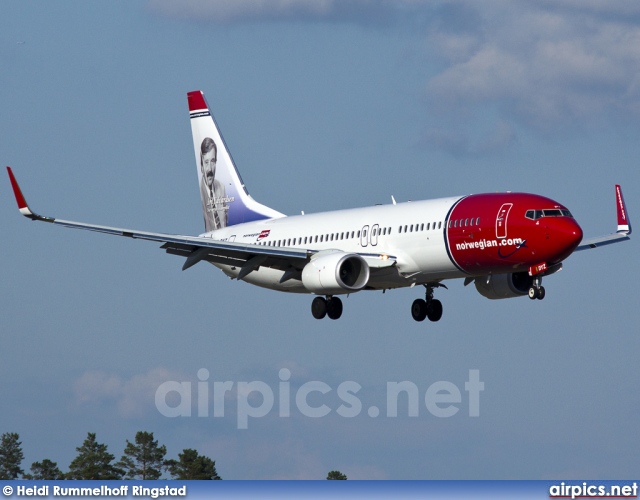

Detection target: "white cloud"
[425, 1, 640, 132]
[146, 0, 423, 24]
[148, 0, 332, 22]
[74, 367, 185, 418]
[147, 0, 640, 151]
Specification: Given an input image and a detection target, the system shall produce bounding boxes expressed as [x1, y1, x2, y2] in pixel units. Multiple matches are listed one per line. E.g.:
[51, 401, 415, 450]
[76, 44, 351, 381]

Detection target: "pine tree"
[167, 449, 221, 480]
[25, 459, 64, 480]
[116, 431, 167, 480]
[67, 433, 123, 479]
[327, 470, 347, 480]
[0, 433, 24, 479]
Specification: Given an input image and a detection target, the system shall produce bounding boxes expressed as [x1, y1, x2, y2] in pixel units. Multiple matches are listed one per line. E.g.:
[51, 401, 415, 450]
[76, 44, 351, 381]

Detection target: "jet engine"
[474, 272, 533, 300]
[301, 252, 370, 295]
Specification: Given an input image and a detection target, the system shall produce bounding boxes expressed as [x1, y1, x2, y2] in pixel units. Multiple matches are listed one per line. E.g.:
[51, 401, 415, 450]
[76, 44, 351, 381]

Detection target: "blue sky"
[1, 0, 639, 479]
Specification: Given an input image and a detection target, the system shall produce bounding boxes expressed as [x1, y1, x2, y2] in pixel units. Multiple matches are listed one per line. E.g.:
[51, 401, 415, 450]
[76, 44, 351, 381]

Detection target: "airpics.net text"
[155, 369, 484, 429]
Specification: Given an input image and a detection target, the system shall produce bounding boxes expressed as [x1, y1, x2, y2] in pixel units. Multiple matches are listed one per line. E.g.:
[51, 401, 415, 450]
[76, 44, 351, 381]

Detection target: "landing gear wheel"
[412, 283, 447, 323]
[326, 297, 343, 320]
[411, 299, 428, 322]
[426, 299, 443, 322]
[311, 297, 327, 319]
[528, 285, 546, 300]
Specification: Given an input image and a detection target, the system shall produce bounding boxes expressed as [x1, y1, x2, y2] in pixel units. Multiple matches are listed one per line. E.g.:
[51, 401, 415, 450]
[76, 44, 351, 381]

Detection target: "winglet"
[6, 167, 35, 218]
[6, 167, 54, 222]
[616, 184, 631, 234]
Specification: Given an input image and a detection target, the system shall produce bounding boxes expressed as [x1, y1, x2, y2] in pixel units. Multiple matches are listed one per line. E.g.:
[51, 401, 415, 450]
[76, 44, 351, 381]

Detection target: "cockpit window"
[525, 208, 573, 220]
[543, 209, 562, 217]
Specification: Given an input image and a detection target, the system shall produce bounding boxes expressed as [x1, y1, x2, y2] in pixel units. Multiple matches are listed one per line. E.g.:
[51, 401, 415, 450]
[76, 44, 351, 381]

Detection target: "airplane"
[7, 90, 632, 322]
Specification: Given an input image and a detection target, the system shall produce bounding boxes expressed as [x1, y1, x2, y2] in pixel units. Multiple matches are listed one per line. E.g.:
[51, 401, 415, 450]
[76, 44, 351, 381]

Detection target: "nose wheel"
[311, 296, 343, 320]
[411, 283, 445, 322]
[528, 276, 545, 300]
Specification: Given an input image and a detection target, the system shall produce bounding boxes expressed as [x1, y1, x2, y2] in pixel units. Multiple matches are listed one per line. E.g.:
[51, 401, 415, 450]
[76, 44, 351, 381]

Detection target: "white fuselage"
[203, 196, 465, 293]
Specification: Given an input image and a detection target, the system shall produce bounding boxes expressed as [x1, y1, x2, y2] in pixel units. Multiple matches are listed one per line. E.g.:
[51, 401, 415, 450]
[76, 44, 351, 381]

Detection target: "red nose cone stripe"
[187, 91, 207, 112]
[446, 192, 583, 275]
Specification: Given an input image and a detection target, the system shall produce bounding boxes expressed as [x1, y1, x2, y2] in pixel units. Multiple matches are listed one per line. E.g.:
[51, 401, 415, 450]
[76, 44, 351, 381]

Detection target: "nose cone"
[549, 217, 583, 262]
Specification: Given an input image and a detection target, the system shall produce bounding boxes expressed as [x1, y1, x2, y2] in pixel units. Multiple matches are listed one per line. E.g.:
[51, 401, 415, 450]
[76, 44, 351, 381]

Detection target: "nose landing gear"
[411, 283, 446, 322]
[528, 276, 545, 300]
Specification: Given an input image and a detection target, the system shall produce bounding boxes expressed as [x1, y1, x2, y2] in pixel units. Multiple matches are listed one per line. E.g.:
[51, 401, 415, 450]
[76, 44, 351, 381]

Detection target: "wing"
[7, 167, 396, 281]
[575, 184, 632, 251]
[7, 167, 310, 274]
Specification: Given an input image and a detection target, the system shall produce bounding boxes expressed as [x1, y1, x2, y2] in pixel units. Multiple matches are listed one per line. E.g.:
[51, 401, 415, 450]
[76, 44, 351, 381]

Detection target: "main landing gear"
[312, 296, 343, 320]
[528, 276, 546, 300]
[411, 283, 446, 322]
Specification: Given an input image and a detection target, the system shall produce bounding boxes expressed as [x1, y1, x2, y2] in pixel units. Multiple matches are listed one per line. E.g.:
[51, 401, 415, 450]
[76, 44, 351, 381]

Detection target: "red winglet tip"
[187, 90, 208, 112]
[615, 184, 631, 234]
[6, 167, 29, 210]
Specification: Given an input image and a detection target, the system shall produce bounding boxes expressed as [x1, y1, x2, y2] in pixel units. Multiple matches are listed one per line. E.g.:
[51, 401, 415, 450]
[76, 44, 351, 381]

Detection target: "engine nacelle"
[474, 272, 533, 300]
[301, 252, 370, 295]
